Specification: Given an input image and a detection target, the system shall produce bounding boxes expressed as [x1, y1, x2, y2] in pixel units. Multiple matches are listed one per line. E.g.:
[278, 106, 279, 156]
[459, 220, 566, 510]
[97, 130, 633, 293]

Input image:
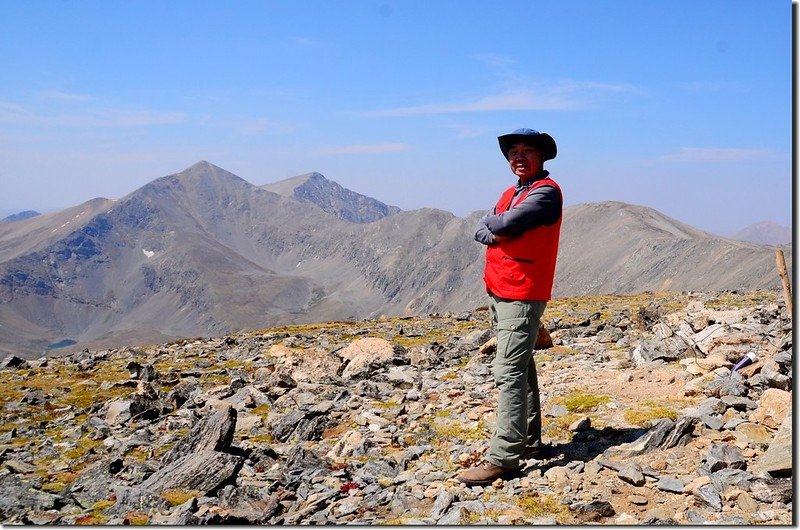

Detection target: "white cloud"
[37, 90, 94, 102]
[0, 101, 27, 120]
[472, 53, 518, 73]
[675, 81, 747, 94]
[655, 147, 786, 163]
[217, 117, 300, 136]
[313, 143, 412, 155]
[367, 81, 637, 117]
[368, 89, 579, 116]
[90, 109, 187, 127]
[0, 103, 186, 127]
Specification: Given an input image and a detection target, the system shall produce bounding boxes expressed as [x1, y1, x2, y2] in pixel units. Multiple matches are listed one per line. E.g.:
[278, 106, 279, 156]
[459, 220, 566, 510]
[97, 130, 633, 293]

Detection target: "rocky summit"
[0, 290, 792, 525]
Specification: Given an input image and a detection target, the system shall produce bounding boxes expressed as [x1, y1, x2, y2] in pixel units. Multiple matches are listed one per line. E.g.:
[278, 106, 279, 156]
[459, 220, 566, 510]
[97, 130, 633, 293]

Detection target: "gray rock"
[749, 478, 792, 504]
[21, 389, 46, 405]
[390, 492, 416, 516]
[0, 355, 28, 369]
[0, 474, 61, 518]
[722, 417, 747, 430]
[4, 459, 37, 474]
[762, 363, 791, 391]
[704, 443, 745, 472]
[429, 489, 456, 520]
[569, 416, 591, 431]
[699, 414, 724, 430]
[289, 414, 327, 443]
[545, 404, 569, 417]
[656, 476, 685, 493]
[106, 485, 171, 517]
[64, 458, 126, 509]
[436, 507, 465, 525]
[1, 293, 794, 526]
[353, 458, 399, 484]
[104, 399, 133, 425]
[269, 409, 306, 442]
[618, 463, 646, 487]
[704, 375, 747, 397]
[385, 365, 418, 388]
[721, 395, 757, 410]
[282, 489, 339, 525]
[126, 361, 158, 381]
[710, 468, 753, 491]
[684, 509, 708, 524]
[660, 416, 697, 448]
[772, 350, 792, 371]
[633, 334, 685, 365]
[148, 497, 198, 525]
[752, 412, 792, 476]
[335, 497, 362, 517]
[695, 396, 726, 416]
[611, 418, 673, 455]
[266, 367, 297, 393]
[142, 450, 243, 495]
[717, 514, 751, 525]
[571, 499, 616, 521]
[165, 377, 201, 409]
[160, 405, 237, 466]
[464, 328, 493, 348]
[596, 327, 624, 343]
[693, 483, 722, 511]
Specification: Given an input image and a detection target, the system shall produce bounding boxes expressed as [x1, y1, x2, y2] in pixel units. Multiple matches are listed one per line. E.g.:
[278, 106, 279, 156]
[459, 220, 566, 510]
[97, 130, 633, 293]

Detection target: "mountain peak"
[179, 160, 228, 175]
[304, 171, 326, 181]
[732, 221, 792, 246]
[261, 172, 400, 223]
[167, 160, 248, 185]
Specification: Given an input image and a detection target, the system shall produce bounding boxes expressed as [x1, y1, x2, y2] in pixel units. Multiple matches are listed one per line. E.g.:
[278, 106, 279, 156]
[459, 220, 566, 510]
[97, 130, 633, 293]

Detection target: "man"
[457, 128, 562, 486]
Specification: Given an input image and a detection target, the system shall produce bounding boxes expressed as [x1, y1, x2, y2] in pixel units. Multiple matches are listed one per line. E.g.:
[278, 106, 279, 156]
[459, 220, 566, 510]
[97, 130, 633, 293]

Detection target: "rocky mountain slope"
[0, 161, 792, 357]
[260, 172, 401, 223]
[0, 291, 792, 524]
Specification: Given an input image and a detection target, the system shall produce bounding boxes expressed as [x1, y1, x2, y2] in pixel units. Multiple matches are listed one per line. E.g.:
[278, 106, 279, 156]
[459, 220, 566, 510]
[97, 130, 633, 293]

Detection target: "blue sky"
[0, 0, 793, 235]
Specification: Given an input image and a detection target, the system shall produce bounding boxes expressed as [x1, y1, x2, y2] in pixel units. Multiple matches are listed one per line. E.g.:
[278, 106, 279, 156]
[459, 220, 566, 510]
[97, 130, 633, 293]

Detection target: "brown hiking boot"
[456, 461, 517, 486]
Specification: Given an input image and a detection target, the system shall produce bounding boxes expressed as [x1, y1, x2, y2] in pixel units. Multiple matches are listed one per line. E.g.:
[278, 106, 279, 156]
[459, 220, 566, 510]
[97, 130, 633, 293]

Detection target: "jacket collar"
[516, 169, 550, 190]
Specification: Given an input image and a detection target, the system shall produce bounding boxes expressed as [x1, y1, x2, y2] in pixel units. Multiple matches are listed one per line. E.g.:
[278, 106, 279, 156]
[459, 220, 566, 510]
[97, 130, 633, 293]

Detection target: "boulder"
[160, 404, 237, 466]
[750, 388, 791, 430]
[339, 338, 408, 380]
[752, 412, 792, 477]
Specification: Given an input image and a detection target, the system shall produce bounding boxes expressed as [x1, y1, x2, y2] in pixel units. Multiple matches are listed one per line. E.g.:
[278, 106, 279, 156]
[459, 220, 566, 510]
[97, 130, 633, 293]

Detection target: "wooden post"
[775, 248, 792, 317]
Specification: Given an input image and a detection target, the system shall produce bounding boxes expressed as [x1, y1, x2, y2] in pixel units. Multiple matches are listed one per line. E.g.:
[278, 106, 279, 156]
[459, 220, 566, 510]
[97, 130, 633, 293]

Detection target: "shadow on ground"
[521, 425, 649, 474]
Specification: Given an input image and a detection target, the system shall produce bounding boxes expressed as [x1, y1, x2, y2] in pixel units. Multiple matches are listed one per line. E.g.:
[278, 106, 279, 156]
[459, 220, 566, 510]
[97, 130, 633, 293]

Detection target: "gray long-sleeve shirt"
[474, 171, 562, 245]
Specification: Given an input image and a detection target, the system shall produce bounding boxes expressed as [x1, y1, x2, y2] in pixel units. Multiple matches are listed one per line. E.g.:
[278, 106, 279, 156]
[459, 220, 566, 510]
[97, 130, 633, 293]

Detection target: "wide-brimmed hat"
[498, 128, 557, 161]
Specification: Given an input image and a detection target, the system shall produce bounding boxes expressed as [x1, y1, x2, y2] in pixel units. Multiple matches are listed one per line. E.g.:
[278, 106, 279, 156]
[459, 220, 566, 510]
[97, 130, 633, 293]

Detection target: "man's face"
[507, 142, 543, 181]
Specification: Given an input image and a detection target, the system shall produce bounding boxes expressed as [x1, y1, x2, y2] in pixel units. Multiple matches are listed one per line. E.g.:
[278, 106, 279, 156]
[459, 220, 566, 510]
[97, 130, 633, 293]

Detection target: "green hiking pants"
[486, 295, 546, 469]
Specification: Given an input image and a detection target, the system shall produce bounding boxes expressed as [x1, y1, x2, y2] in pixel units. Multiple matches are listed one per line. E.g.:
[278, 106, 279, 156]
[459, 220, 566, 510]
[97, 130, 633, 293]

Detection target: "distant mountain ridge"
[261, 172, 401, 223]
[731, 221, 792, 246]
[1, 210, 40, 223]
[0, 161, 791, 357]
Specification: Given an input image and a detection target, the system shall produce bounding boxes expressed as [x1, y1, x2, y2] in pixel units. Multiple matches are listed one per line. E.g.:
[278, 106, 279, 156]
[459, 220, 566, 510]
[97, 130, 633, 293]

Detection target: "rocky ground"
[0, 290, 793, 525]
